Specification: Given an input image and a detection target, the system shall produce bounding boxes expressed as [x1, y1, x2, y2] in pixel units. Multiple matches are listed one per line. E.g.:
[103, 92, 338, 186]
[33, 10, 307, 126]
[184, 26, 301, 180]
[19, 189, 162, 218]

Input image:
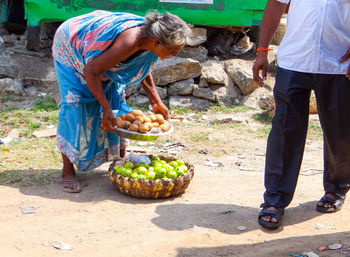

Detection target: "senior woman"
[52, 10, 192, 193]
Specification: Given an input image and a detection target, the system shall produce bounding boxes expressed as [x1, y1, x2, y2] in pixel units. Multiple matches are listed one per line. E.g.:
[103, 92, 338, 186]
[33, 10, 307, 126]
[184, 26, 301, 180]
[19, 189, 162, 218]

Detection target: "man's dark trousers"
[262, 67, 350, 208]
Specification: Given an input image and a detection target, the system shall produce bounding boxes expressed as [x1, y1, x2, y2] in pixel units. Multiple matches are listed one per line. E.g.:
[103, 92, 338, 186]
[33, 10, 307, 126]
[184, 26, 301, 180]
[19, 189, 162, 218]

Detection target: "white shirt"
[276, 0, 350, 74]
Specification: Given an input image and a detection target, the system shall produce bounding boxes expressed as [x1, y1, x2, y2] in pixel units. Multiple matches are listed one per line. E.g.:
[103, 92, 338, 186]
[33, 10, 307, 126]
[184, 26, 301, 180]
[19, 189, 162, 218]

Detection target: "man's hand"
[340, 48, 350, 79]
[101, 107, 117, 131]
[253, 52, 269, 87]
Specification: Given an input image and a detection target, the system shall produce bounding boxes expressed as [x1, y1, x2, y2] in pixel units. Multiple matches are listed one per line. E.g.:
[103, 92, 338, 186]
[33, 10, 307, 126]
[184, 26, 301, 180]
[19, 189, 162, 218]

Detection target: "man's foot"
[316, 193, 345, 213]
[258, 206, 284, 229]
[62, 178, 82, 193]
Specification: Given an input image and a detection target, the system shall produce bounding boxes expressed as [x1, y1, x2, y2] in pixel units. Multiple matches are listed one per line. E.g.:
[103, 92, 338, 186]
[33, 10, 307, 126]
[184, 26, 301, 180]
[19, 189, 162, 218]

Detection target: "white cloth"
[276, 0, 350, 74]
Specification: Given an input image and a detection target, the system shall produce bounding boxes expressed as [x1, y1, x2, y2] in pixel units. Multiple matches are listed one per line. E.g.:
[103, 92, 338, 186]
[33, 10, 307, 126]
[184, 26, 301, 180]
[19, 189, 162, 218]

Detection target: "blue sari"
[52, 11, 158, 171]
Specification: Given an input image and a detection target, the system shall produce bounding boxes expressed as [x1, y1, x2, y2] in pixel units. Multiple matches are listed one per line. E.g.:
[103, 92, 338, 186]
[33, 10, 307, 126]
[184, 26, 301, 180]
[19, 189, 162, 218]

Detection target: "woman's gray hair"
[143, 12, 193, 46]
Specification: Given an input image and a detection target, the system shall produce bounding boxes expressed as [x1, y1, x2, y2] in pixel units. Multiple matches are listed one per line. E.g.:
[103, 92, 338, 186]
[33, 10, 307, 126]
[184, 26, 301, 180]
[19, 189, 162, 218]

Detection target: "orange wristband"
[256, 47, 271, 53]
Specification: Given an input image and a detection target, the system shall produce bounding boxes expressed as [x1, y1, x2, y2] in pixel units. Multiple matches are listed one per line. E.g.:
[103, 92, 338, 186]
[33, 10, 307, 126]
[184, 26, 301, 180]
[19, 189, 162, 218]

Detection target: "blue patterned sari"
[52, 11, 158, 171]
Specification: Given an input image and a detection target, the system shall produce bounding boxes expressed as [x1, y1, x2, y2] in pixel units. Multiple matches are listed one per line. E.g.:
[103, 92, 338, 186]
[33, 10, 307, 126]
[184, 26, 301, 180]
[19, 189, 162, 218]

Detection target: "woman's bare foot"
[61, 153, 82, 193]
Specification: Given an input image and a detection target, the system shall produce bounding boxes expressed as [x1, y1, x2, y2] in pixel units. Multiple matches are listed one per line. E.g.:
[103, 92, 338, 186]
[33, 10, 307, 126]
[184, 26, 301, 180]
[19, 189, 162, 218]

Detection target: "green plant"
[31, 96, 58, 111]
[252, 112, 273, 124]
[190, 131, 209, 142]
[211, 105, 251, 113]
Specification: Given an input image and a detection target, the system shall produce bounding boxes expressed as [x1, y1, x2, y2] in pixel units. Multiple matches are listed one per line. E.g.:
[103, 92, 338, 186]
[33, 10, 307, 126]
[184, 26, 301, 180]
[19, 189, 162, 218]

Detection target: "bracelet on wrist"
[256, 47, 271, 53]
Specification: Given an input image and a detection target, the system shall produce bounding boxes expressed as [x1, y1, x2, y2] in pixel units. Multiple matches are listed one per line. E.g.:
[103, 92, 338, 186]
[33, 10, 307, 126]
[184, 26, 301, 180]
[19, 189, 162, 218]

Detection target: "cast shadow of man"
[152, 201, 323, 235]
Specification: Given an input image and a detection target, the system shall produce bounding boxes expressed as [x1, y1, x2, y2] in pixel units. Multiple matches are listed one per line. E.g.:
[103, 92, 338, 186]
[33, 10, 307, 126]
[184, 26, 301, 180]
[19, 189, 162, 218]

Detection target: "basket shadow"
[0, 168, 182, 204]
[151, 201, 323, 235]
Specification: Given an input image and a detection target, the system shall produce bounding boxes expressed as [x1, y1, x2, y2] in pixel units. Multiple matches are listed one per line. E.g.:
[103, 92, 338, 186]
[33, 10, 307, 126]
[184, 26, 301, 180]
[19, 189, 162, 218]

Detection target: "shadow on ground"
[151, 201, 323, 235]
[175, 232, 350, 257]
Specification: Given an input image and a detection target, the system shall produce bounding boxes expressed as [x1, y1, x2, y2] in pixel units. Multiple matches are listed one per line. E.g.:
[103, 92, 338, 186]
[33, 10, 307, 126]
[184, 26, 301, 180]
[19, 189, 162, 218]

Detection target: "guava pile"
[113, 155, 188, 180]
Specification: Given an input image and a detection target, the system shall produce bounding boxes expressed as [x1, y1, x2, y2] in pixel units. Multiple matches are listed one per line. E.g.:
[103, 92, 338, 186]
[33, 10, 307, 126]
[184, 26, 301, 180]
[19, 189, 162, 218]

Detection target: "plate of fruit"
[108, 155, 194, 199]
[112, 110, 173, 141]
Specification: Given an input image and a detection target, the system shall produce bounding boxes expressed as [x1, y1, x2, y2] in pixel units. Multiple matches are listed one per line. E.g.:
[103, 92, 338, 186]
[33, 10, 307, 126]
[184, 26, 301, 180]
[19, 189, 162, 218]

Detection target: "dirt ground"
[1, 109, 350, 257]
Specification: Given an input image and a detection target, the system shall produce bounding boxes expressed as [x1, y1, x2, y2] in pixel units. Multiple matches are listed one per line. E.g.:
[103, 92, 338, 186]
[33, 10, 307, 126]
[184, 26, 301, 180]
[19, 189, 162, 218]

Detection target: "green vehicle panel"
[24, 0, 268, 27]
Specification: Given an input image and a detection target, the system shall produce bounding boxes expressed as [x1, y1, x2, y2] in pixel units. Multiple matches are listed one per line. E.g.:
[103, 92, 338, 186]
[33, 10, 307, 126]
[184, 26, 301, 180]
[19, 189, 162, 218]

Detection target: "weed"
[252, 112, 273, 124]
[190, 131, 209, 142]
[0, 94, 12, 102]
[31, 96, 58, 111]
[211, 105, 251, 113]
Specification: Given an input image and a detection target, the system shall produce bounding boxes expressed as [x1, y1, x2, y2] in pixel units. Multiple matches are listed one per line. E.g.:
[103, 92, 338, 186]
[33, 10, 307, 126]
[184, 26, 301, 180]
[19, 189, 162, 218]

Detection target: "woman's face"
[153, 42, 185, 59]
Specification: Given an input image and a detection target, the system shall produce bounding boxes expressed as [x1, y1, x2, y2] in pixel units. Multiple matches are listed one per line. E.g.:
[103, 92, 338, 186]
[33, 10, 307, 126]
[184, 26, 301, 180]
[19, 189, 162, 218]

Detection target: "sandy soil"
[1, 112, 349, 257]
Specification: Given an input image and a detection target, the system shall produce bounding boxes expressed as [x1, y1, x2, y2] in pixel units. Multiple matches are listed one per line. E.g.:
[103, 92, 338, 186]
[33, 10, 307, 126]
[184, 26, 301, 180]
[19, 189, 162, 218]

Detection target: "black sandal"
[316, 193, 345, 213]
[258, 206, 285, 230]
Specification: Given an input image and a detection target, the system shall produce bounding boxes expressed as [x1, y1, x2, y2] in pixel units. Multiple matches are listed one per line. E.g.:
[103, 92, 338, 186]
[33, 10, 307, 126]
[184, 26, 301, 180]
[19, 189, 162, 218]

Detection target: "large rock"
[199, 77, 208, 88]
[188, 27, 207, 46]
[201, 61, 228, 85]
[209, 78, 241, 106]
[151, 57, 202, 86]
[193, 85, 216, 102]
[309, 91, 318, 114]
[126, 94, 150, 106]
[177, 46, 208, 63]
[256, 90, 318, 115]
[224, 59, 259, 95]
[169, 96, 211, 110]
[139, 85, 167, 100]
[0, 58, 18, 78]
[125, 84, 140, 97]
[0, 78, 23, 94]
[168, 78, 194, 96]
[272, 15, 287, 45]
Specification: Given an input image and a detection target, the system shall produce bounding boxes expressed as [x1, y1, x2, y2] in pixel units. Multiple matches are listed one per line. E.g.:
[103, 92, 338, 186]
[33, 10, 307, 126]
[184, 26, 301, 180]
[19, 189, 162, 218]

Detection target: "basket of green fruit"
[108, 155, 194, 199]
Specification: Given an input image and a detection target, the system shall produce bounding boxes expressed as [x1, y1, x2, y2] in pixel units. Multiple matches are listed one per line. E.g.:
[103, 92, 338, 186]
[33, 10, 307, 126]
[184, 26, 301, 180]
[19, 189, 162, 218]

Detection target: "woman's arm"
[252, 0, 288, 86]
[83, 28, 141, 130]
[141, 74, 169, 120]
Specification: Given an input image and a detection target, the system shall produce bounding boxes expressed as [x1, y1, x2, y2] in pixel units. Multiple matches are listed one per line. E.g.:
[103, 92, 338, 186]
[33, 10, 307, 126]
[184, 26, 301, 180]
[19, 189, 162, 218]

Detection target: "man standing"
[253, 0, 350, 229]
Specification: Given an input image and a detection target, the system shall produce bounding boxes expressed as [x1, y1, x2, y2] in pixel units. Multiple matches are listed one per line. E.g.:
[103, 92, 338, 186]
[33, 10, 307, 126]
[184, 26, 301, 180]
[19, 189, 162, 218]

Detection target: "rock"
[8, 129, 20, 139]
[201, 61, 228, 85]
[255, 90, 317, 115]
[209, 77, 240, 106]
[0, 36, 4, 52]
[193, 85, 216, 102]
[309, 91, 317, 114]
[2, 34, 15, 48]
[0, 78, 23, 94]
[0, 58, 18, 78]
[239, 87, 273, 111]
[168, 79, 195, 96]
[126, 94, 150, 106]
[23, 68, 58, 92]
[139, 85, 167, 100]
[125, 84, 140, 97]
[177, 46, 208, 63]
[151, 57, 202, 86]
[32, 128, 57, 138]
[225, 59, 260, 95]
[272, 15, 287, 45]
[26, 86, 38, 97]
[169, 96, 211, 110]
[188, 27, 207, 46]
[199, 78, 208, 88]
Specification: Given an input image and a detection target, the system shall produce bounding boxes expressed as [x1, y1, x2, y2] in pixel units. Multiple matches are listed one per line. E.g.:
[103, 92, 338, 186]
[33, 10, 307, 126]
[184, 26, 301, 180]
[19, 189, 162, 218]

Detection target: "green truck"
[23, 0, 268, 50]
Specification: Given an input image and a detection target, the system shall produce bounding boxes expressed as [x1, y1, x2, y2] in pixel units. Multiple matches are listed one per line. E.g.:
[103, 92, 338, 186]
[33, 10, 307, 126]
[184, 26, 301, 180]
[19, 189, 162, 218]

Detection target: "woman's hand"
[152, 102, 169, 120]
[340, 48, 350, 79]
[101, 107, 117, 131]
[253, 52, 269, 87]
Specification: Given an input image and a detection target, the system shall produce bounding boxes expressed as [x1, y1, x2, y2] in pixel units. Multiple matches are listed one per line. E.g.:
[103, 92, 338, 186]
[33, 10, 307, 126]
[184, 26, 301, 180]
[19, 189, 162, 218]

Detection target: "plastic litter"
[124, 151, 151, 165]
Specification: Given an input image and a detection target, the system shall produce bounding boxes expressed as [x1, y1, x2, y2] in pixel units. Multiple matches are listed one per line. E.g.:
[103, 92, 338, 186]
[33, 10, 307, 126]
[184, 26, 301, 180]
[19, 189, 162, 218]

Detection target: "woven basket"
[108, 155, 194, 199]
